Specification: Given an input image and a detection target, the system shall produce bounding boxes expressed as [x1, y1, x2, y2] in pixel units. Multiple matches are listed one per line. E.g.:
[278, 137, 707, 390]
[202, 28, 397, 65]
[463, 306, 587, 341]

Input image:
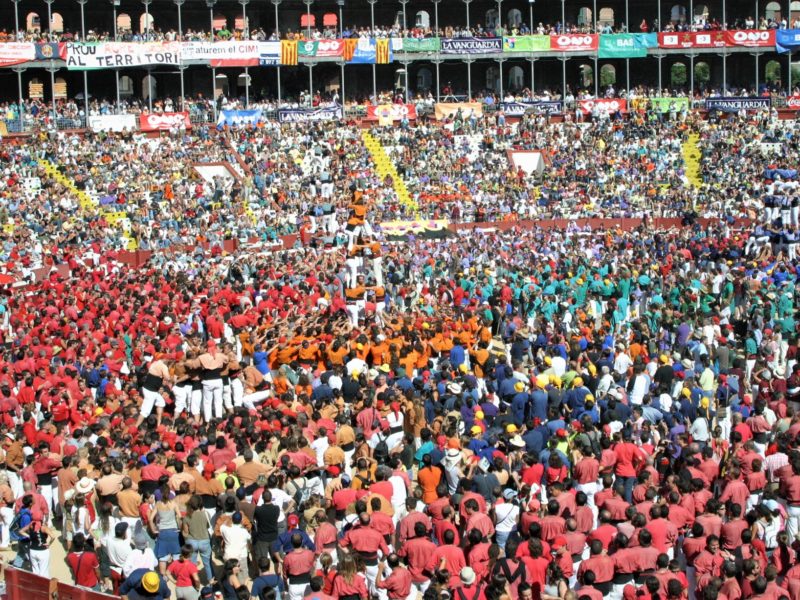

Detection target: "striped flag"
[281, 40, 298, 65]
[375, 39, 391, 64]
[343, 38, 358, 61]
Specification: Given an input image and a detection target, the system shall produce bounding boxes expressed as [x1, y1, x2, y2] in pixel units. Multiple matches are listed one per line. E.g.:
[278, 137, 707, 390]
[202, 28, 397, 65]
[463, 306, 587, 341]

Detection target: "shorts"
[141, 388, 166, 417]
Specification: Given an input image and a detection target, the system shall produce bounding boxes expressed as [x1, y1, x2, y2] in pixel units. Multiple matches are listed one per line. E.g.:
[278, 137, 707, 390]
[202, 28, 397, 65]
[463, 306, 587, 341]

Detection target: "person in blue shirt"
[510, 384, 529, 425]
[119, 569, 171, 600]
[270, 515, 314, 555]
[414, 429, 435, 466]
[250, 557, 284, 600]
[522, 423, 544, 455]
[449, 341, 466, 369]
[11, 495, 34, 568]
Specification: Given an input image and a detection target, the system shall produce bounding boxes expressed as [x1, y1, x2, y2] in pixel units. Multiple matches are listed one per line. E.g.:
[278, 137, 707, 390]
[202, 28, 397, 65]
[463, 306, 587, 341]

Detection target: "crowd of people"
[1, 6, 798, 46]
[0, 87, 800, 600]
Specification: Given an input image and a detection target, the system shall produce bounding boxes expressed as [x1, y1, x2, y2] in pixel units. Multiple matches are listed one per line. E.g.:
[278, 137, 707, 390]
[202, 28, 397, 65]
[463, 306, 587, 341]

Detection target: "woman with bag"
[149, 482, 183, 576]
[183, 495, 215, 584]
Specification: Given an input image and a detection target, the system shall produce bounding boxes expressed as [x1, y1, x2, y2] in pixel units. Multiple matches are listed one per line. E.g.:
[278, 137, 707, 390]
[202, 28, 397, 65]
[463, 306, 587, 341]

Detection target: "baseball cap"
[287, 514, 300, 528]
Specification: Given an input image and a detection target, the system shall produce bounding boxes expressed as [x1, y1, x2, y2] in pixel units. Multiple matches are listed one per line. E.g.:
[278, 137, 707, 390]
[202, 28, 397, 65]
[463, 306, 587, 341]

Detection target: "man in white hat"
[454, 567, 485, 600]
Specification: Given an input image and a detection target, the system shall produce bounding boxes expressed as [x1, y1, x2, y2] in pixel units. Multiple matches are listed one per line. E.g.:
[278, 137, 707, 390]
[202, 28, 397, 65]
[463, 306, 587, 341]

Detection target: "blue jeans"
[495, 529, 515, 551]
[188, 538, 214, 582]
[616, 475, 636, 504]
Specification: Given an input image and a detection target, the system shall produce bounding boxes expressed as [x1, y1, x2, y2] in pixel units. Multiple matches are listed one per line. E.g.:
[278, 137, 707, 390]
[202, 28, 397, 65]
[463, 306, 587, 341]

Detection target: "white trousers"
[30, 547, 50, 576]
[141, 388, 165, 418]
[0, 506, 13, 547]
[786, 504, 800, 542]
[173, 384, 191, 416]
[201, 379, 223, 421]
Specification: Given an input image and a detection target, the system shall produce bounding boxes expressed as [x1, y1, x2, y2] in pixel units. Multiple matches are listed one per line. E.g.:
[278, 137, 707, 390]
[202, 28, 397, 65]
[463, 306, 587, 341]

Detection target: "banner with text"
[598, 33, 657, 58]
[705, 97, 771, 112]
[401, 38, 441, 53]
[298, 39, 346, 57]
[434, 102, 483, 120]
[647, 97, 690, 112]
[182, 41, 279, 66]
[217, 109, 263, 127]
[579, 98, 628, 115]
[0, 43, 36, 67]
[365, 104, 417, 121]
[139, 112, 192, 131]
[503, 35, 551, 52]
[550, 34, 599, 52]
[500, 101, 563, 116]
[787, 96, 800, 109]
[88, 114, 137, 132]
[658, 31, 727, 49]
[277, 105, 343, 123]
[64, 42, 181, 69]
[441, 37, 503, 54]
[776, 29, 800, 52]
[724, 29, 775, 47]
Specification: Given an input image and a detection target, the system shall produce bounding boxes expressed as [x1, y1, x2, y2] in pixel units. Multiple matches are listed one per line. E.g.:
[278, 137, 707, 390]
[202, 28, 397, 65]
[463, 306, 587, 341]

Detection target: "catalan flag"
[281, 40, 298, 65]
[343, 38, 358, 62]
[375, 38, 391, 64]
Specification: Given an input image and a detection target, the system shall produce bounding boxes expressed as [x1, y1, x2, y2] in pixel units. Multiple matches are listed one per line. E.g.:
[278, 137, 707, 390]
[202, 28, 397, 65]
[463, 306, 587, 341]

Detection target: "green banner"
[503, 35, 551, 52]
[400, 38, 441, 53]
[298, 40, 318, 56]
[598, 33, 657, 58]
[648, 97, 690, 112]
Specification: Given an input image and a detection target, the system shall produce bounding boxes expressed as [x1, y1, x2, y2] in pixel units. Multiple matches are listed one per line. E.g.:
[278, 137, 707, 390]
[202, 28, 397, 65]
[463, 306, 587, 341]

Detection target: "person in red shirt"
[613, 430, 646, 503]
[330, 554, 368, 600]
[166, 545, 200, 596]
[66, 533, 101, 590]
[452, 566, 486, 600]
[397, 521, 437, 595]
[426, 529, 466, 589]
[375, 554, 413, 600]
[283, 534, 316, 599]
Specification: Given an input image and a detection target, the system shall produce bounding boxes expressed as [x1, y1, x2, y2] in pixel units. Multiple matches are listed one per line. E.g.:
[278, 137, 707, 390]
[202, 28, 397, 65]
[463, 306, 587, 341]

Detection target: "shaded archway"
[117, 13, 131, 33]
[766, 1, 782, 21]
[415, 11, 430, 29]
[670, 5, 687, 23]
[508, 66, 524, 90]
[120, 75, 134, 97]
[694, 61, 710, 86]
[416, 67, 432, 91]
[670, 62, 687, 88]
[486, 65, 500, 93]
[578, 7, 593, 27]
[507, 9, 522, 28]
[142, 74, 157, 101]
[765, 60, 782, 84]
[50, 13, 64, 33]
[600, 64, 617, 86]
[579, 64, 594, 88]
[598, 8, 615, 27]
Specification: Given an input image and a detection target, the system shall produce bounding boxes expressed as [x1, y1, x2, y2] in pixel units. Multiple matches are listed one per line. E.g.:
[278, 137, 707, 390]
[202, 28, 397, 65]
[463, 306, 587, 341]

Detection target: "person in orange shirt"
[418, 453, 442, 504]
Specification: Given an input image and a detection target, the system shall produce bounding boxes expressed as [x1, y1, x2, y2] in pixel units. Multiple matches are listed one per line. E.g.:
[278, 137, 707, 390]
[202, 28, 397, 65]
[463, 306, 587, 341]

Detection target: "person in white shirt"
[493, 490, 521, 550]
[108, 522, 134, 581]
[310, 430, 329, 467]
[220, 512, 251, 572]
[123, 530, 158, 578]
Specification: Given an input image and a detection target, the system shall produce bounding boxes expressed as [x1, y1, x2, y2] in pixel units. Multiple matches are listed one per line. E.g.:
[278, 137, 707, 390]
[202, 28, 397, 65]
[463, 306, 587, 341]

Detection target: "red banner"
[658, 31, 727, 48]
[579, 98, 627, 115]
[724, 29, 775, 47]
[365, 104, 417, 121]
[550, 34, 598, 52]
[787, 96, 800, 109]
[139, 112, 192, 131]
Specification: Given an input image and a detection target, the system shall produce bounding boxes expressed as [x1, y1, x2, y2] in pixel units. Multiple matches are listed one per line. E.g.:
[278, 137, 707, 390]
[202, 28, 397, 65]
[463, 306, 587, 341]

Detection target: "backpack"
[373, 434, 389, 464]
[255, 575, 280, 600]
[9, 508, 31, 541]
[288, 477, 313, 507]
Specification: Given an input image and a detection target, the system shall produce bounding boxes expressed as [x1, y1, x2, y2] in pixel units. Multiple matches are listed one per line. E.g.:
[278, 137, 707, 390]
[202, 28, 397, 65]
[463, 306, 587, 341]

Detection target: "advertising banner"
[434, 102, 483, 120]
[500, 101, 563, 116]
[64, 42, 181, 69]
[0, 43, 36, 67]
[550, 34, 599, 52]
[441, 37, 503, 54]
[298, 39, 346, 57]
[658, 31, 727, 49]
[349, 38, 393, 64]
[182, 41, 279, 66]
[776, 29, 800, 52]
[647, 97, 690, 112]
[598, 33, 657, 58]
[88, 114, 137, 132]
[217, 109, 263, 127]
[277, 105, 343, 123]
[724, 29, 775, 47]
[139, 112, 192, 131]
[401, 38, 441, 52]
[365, 104, 417, 121]
[787, 96, 800, 109]
[503, 35, 551, 52]
[705, 97, 771, 112]
[380, 219, 449, 238]
[579, 98, 628, 115]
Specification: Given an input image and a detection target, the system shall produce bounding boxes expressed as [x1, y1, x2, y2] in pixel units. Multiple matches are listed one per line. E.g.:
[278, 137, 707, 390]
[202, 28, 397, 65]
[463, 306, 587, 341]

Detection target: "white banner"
[64, 42, 181, 70]
[0, 43, 36, 67]
[181, 41, 279, 66]
[88, 114, 138, 132]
